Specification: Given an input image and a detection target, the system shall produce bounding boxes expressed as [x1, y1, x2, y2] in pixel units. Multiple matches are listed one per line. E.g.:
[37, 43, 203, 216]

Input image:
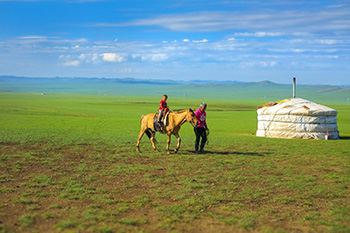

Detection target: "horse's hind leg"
[166, 133, 171, 154]
[150, 132, 158, 152]
[136, 129, 145, 153]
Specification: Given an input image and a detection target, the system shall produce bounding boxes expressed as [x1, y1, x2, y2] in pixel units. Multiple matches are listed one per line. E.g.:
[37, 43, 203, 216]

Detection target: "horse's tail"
[145, 129, 152, 139]
[140, 115, 144, 124]
[145, 129, 157, 143]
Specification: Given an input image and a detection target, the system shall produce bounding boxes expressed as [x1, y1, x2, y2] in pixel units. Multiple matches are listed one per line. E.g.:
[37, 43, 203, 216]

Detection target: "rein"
[170, 110, 195, 127]
[170, 110, 187, 126]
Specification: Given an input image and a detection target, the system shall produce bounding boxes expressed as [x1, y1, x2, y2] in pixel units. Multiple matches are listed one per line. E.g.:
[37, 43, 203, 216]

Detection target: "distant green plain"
[0, 92, 349, 232]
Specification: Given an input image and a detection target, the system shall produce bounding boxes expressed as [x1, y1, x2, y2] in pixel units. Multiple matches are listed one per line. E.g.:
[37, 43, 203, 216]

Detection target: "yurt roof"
[257, 98, 337, 116]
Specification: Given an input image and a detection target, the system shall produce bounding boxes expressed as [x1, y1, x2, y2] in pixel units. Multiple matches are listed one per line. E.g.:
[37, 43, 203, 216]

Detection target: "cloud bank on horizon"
[0, 0, 349, 84]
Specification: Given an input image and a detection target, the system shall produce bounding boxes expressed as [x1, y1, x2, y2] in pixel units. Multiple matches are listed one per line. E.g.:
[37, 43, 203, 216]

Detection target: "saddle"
[154, 112, 169, 132]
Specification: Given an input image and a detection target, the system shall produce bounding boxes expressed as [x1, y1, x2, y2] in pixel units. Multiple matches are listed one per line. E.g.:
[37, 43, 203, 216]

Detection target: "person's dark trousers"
[158, 109, 164, 123]
[194, 127, 207, 152]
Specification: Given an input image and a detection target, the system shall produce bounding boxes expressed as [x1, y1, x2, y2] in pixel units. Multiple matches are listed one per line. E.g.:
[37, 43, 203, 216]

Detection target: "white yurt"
[256, 98, 339, 140]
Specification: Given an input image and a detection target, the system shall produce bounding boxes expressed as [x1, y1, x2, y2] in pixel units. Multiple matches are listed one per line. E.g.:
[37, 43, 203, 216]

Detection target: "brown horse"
[136, 109, 198, 154]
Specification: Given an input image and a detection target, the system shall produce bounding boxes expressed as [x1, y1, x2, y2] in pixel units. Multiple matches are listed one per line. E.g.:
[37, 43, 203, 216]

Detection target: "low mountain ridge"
[0, 76, 348, 103]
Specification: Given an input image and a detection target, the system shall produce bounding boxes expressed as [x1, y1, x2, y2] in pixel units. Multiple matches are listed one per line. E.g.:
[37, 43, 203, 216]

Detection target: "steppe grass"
[0, 93, 349, 232]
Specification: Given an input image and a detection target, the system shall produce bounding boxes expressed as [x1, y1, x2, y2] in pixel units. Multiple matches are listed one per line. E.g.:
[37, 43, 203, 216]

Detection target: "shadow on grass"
[189, 150, 267, 156]
[340, 136, 350, 140]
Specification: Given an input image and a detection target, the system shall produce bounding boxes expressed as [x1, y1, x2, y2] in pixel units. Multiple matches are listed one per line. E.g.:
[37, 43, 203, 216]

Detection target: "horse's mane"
[172, 109, 188, 114]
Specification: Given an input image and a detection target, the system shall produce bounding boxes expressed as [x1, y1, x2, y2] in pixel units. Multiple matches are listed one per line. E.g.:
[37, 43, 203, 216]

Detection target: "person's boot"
[195, 144, 199, 154]
[200, 142, 205, 154]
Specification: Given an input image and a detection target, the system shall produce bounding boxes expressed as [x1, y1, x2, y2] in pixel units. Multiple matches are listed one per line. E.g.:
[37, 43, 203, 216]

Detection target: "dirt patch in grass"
[1, 142, 350, 232]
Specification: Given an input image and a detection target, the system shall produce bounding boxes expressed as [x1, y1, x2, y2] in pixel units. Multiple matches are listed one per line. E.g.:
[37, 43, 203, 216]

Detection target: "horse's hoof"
[174, 149, 178, 154]
[154, 149, 160, 152]
[166, 150, 170, 155]
[136, 147, 141, 153]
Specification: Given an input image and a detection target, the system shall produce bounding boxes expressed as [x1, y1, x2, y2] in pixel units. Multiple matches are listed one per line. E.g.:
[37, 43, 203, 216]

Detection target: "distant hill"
[0, 76, 349, 103]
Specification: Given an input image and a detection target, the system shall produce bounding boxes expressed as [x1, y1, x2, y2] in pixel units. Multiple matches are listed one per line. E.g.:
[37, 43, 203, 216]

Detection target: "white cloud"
[92, 6, 350, 34]
[132, 53, 168, 61]
[132, 54, 140, 59]
[142, 53, 168, 61]
[314, 55, 339, 59]
[101, 53, 125, 62]
[2, 27, 348, 83]
[58, 55, 73, 60]
[119, 68, 140, 73]
[78, 53, 86, 59]
[293, 49, 305, 53]
[60, 60, 80, 67]
[120, 68, 133, 73]
[77, 38, 88, 43]
[231, 32, 314, 38]
[317, 39, 337, 45]
[270, 61, 277, 67]
[151, 53, 168, 61]
[260, 61, 277, 67]
[240, 61, 277, 69]
[18, 35, 49, 40]
[233, 32, 284, 37]
[91, 53, 99, 63]
[192, 39, 208, 43]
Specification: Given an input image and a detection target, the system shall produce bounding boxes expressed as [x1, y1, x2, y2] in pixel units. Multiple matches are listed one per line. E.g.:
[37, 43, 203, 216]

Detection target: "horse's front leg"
[174, 133, 181, 153]
[166, 133, 171, 154]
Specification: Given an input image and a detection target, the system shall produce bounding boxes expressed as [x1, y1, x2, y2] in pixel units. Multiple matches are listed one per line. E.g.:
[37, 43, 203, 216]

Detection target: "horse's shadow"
[187, 150, 267, 156]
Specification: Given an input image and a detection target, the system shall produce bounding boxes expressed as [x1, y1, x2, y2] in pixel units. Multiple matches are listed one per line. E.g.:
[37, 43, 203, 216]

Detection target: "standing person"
[158, 94, 169, 129]
[194, 102, 208, 153]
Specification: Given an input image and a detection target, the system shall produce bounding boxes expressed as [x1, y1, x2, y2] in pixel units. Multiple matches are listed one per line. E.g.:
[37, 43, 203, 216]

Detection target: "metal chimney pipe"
[293, 77, 296, 98]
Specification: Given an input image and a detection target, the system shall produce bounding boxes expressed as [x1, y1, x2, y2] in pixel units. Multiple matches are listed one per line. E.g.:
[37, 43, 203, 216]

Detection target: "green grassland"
[0, 92, 350, 232]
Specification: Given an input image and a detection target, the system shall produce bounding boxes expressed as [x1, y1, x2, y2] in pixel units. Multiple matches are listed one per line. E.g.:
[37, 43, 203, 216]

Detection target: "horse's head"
[186, 108, 198, 127]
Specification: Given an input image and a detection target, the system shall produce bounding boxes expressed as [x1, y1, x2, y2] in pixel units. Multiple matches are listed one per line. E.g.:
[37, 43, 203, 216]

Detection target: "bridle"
[171, 110, 197, 127]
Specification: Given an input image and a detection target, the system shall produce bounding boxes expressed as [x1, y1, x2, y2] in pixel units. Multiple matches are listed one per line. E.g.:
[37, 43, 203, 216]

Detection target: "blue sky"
[0, 0, 349, 84]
